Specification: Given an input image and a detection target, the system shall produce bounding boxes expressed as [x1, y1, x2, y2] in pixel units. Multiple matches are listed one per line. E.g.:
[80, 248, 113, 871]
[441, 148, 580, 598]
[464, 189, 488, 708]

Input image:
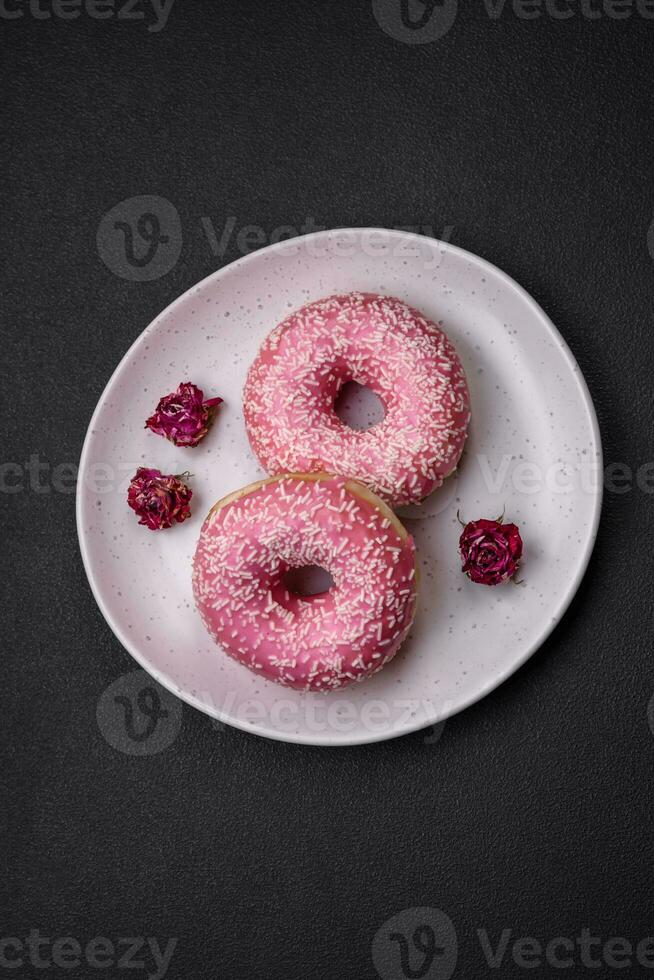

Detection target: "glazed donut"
[243, 293, 470, 508]
[192, 473, 417, 691]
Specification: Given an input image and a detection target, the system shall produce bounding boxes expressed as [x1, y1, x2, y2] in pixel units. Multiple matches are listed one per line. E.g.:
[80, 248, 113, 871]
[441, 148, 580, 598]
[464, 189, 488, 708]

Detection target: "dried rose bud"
[459, 515, 523, 586]
[145, 382, 223, 448]
[127, 467, 192, 531]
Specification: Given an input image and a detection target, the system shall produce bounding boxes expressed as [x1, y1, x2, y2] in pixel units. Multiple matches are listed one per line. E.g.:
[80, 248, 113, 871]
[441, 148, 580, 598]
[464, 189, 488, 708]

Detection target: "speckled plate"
[77, 229, 602, 746]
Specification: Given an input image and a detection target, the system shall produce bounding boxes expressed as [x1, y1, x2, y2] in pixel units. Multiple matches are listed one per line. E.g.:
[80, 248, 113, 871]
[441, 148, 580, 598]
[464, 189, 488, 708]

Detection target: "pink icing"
[243, 293, 470, 508]
[192, 474, 417, 691]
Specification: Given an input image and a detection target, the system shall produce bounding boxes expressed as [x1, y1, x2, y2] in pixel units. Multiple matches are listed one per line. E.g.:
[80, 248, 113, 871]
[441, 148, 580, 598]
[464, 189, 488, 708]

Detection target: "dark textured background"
[3, 1, 654, 977]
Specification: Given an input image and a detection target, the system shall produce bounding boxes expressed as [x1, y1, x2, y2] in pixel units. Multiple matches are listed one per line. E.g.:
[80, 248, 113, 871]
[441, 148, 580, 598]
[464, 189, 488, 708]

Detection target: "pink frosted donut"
[192, 473, 417, 691]
[243, 293, 470, 508]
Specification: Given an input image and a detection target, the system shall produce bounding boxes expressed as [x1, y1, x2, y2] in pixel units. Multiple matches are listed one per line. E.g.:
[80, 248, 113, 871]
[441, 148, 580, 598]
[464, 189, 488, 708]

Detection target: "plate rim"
[76, 228, 603, 746]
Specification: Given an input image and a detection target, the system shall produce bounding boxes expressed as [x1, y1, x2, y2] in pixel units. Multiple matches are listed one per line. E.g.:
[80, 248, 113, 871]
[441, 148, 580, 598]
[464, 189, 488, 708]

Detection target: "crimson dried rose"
[127, 468, 192, 530]
[145, 382, 223, 448]
[459, 515, 523, 586]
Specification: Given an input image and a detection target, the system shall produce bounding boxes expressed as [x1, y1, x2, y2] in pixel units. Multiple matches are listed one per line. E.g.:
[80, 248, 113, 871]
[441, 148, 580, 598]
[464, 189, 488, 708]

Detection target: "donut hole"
[283, 564, 335, 598]
[334, 380, 386, 431]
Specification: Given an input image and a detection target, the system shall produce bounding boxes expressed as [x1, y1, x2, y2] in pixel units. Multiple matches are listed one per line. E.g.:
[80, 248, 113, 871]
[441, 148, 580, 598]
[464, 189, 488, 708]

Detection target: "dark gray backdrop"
[4, 1, 654, 978]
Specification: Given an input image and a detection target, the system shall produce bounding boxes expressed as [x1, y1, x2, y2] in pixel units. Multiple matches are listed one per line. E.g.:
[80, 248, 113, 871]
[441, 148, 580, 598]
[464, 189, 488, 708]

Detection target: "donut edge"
[205, 471, 419, 589]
